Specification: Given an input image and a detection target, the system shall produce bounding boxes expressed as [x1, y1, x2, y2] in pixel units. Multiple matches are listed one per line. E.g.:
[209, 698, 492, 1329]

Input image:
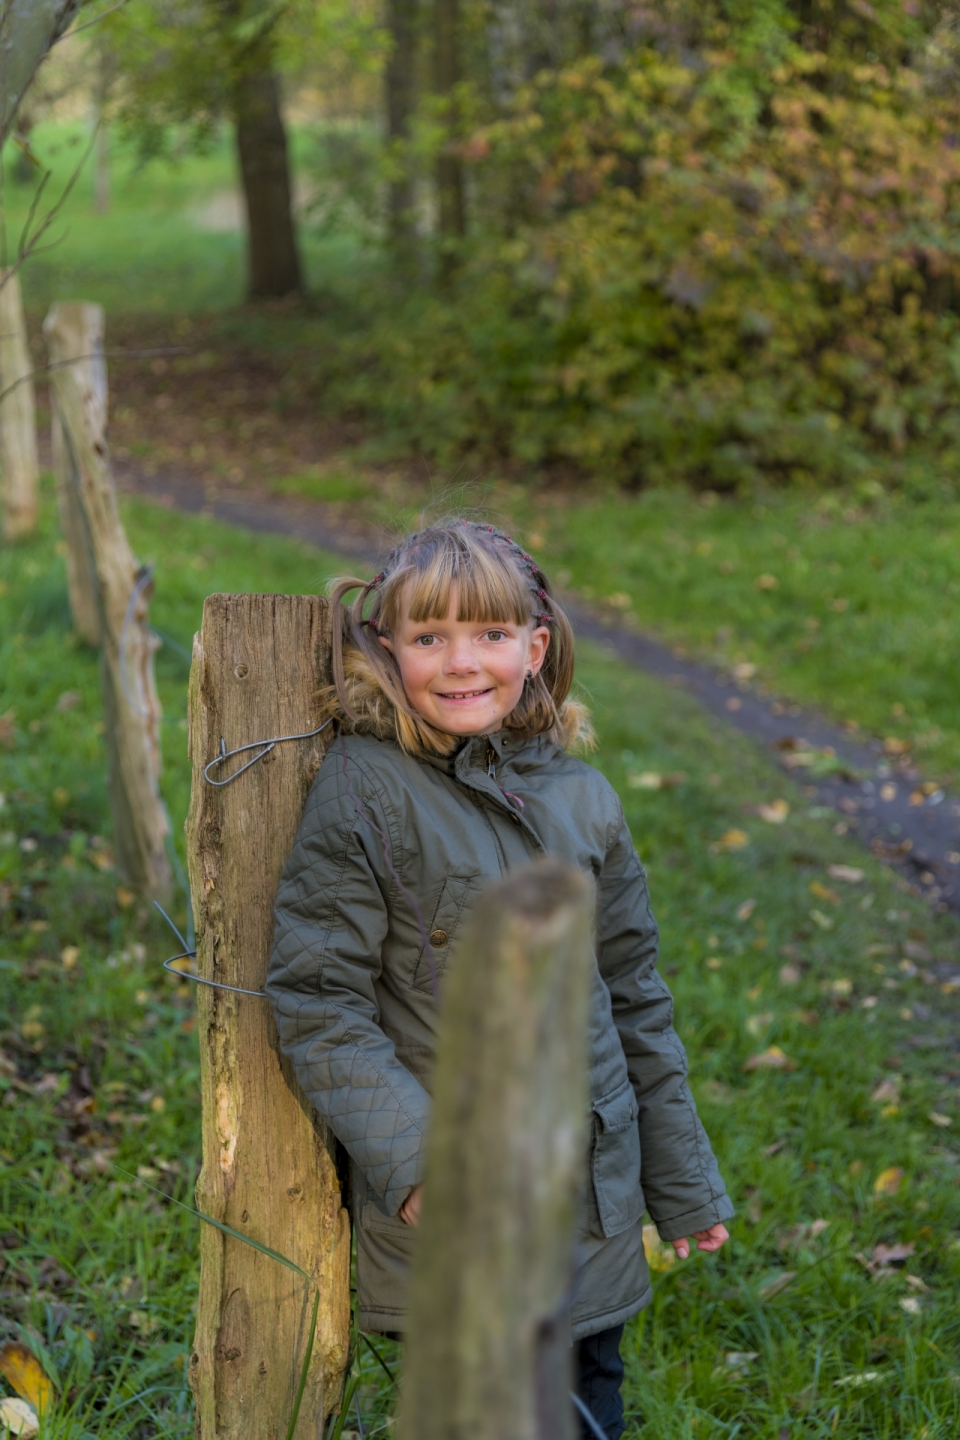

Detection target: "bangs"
[383, 533, 532, 628]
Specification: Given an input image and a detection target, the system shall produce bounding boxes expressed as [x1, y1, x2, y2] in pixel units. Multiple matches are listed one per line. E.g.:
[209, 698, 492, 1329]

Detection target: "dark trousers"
[576, 1323, 626, 1439]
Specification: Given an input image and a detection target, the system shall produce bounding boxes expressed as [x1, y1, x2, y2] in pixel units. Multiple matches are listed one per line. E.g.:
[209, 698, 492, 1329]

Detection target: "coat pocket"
[411, 874, 483, 992]
[590, 1079, 643, 1239]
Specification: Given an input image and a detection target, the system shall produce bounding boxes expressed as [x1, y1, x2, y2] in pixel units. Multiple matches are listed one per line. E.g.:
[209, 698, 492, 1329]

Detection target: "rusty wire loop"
[203, 719, 334, 787]
[155, 901, 267, 998]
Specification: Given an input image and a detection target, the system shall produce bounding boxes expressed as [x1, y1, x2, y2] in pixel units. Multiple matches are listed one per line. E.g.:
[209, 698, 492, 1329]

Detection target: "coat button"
[429, 929, 449, 947]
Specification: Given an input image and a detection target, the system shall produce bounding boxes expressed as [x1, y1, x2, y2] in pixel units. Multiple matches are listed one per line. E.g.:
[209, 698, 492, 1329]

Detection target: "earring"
[526, 670, 533, 681]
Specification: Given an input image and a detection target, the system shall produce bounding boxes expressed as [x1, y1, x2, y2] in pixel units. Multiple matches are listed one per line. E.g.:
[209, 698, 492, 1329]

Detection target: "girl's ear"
[526, 624, 550, 677]
[378, 633, 395, 655]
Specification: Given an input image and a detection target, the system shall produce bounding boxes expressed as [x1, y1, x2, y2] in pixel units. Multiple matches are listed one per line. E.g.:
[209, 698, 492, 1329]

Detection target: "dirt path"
[118, 464, 960, 918]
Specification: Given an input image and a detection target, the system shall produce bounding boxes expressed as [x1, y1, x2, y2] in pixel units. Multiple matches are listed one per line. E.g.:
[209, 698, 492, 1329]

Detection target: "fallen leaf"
[883, 737, 909, 755]
[873, 1166, 905, 1197]
[758, 799, 790, 824]
[0, 1342, 54, 1415]
[762, 1138, 787, 1156]
[755, 574, 779, 591]
[715, 829, 749, 853]
[731, 661, 756, 680]
[736, 897, 757, 920]
[871, 1078, 900, 1104]
[810, 908, 834, 930]
[905, 1273, 928, 1292]
[860, 1241, 915, 1275]
[779, 963, 801, 985]
[628, 772, 662, 790]
[828, 864, 864, 884]
[834, 1372, 881, 1389]
[642, 1223, 676, 1273]
[705, 956, 723, 969]
[743, 1046, 796, 1073]
[712, 1349, 759, 1378]
[702, 1080, 735, 1104]
[55, 691, 81, 713]
[824, 977, 852, 996]
[746, 1012, 774, 1037]
[758, 1270, 795, 1299]
[60, 946, 79, 970]
[809, 880, 842, 905]
[0, 710, 16, 748]
[900, 1296, 922, 1315]
[0, 1397, 39, 1438]
[929, 1112, 953, 1128]
[116, 886, 135, 909]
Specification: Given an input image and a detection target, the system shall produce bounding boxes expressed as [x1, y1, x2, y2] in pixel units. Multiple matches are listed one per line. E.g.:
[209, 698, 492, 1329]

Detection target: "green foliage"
[318, 13, 960, 490]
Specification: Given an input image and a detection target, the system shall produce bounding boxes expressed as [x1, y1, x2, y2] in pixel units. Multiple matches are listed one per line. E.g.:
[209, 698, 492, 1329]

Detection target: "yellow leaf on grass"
[736, 897, 757, 921]
[715, 829, 749, 852]
[757, 799, 789, 824]
[828, 864, 864, 884]
[628, 772, 662, 789]
[809, 880, 841, 905]
[0, 1341, 54, 1415]
[0, 1397, 39, 1438]
[743, 1046, 796, 1073]
[873, 1166, 905, 1197]
[642, 1223, 676, 1273]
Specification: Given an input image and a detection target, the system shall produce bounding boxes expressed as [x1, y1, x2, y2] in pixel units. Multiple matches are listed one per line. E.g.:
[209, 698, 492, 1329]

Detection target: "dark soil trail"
[119, 466, 960, 916]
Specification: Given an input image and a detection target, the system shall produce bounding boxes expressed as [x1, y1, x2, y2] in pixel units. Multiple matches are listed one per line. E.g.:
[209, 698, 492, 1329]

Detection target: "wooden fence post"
[43, 301, 172, 901]
[186, 593, 351, 1439]
[46, 305, 101, 643]
[0, 268, 39, 539]
[399, 858, 594, 1440]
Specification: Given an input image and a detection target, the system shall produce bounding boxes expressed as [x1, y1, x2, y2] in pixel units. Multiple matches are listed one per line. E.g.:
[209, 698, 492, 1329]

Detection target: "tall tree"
[105, 0, 303, 300]
[434, 0, 465, 269]
[384, 0, 419, 258]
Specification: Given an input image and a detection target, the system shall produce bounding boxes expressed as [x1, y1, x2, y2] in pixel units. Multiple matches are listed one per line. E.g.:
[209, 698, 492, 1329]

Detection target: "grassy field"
[3, 486, 960, 1435]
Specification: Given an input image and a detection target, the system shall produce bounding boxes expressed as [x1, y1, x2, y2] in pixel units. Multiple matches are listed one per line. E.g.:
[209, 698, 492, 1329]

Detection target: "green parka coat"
[267, 728, 733, 1339]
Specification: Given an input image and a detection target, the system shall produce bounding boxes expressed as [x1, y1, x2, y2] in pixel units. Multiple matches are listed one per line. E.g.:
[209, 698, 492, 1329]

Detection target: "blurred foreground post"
[399, 859, 593, 1440]
[186, 594, 351, 1438]
[43, 301, 172, 901]
[0, 268, 39, 539]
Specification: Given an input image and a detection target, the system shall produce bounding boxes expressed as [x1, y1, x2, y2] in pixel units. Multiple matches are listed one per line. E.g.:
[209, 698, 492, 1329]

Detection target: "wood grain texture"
[43, 301, 171, 900]
[398, 859, 593, 1440]
[0, 269, 39, 539]
[186, 593, 350, 1440]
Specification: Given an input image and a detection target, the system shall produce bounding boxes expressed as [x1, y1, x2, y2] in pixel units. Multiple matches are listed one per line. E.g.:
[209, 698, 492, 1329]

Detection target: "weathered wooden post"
[0, 268, 40, 539]
[46, 306, 101, 643]
[399, 858, 594, 1440]
[186, 594, 351, 1439]
[43, 301, 172, 901]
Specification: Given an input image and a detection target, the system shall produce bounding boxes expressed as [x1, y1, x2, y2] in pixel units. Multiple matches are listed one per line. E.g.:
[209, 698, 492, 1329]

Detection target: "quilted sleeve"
[596, 800, 734, 1242]
[266, 744, 430, 1215]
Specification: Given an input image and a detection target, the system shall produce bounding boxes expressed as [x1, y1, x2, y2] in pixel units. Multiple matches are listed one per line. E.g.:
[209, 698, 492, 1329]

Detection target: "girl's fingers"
[670, 1238, 690, 1259]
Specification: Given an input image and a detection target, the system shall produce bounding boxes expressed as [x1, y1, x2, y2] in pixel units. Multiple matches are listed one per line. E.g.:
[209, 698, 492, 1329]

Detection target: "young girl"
[267, 521, 733, 1438]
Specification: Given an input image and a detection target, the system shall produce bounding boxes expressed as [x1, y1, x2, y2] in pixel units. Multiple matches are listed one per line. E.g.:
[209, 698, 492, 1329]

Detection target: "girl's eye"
[484, 629, 507, 642]
[414, 634, 436, 646]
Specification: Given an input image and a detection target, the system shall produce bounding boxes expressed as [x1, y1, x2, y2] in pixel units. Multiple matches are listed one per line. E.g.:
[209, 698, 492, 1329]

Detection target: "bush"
[324, 34, 960, 490]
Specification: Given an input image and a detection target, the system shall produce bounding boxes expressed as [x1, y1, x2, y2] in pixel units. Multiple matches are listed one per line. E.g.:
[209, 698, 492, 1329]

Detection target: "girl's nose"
[443, 639, 480, 673]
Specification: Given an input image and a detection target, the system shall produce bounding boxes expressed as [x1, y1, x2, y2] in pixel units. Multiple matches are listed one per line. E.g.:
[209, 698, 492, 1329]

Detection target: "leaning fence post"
[398, 858, 594, 1440]
[43, 301, 172, 901]
[0, 268, 40, 540]
[46, 304, 101, 643]
[186, 593, 351, 1439]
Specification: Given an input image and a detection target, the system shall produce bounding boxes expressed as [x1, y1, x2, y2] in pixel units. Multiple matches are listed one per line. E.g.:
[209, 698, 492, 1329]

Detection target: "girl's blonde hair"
[322, 520, 592, 758]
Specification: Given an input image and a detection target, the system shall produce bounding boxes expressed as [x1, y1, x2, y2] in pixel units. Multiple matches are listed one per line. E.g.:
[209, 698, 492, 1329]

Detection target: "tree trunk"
[233, 64, 302, 300]
[186, 593, 351, 1440]
[434, 0, 465, 273]
[0, 0, 82, 147]
[385, 0, 419, 256]
[398, 858, 593, 1440]
[0, 268, 39, 539]
[43, 301, 172, 903]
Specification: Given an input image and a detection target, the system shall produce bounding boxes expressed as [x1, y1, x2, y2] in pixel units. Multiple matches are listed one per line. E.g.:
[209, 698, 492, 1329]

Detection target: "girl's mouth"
[436, 687, 494, 701]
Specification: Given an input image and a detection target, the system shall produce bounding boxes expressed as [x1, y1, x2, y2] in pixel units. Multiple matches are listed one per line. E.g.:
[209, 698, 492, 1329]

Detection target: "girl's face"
[380, 584, 550, 736]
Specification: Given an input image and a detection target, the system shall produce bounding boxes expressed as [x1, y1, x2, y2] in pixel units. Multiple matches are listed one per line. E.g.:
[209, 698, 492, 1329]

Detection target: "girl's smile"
[379, 585, 550, 736]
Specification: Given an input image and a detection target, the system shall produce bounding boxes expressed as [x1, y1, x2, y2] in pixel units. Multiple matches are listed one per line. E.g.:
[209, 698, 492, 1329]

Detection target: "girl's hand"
[399, 1183, 424, 1228]
[670, 1223, 729, 1260]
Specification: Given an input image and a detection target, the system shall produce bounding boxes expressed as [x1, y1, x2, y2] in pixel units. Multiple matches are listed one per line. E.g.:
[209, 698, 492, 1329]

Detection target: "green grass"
[4, 484, 960, 1434]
